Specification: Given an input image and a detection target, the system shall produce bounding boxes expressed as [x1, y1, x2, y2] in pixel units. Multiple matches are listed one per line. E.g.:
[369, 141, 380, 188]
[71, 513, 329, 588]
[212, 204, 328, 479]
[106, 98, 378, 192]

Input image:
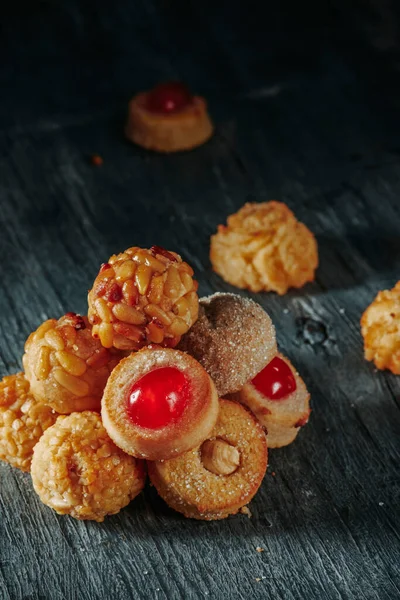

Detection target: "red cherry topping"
[146, 82, 193, 114]
[126, 367, 191, 429]
[251, 357, 296, 401]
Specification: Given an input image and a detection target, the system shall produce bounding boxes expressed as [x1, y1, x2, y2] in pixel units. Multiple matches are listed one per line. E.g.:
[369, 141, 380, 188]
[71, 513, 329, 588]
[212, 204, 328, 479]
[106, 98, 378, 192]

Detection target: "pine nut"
[44, 329, 65, 351]
[113, 334, 137, 350]
[112, 303, 146, 325]
[147, 322, 165, 344]
[147, 274, 165, 305]
[35, 346, 52, 380]
[175, 297, 189, 317]
[53, 368, 90, 397]
[114, 260, 137, 283]
[113, 322, 145, 343]
[179, 262, 194, 276]
[34, 320, 56, 341]
[55, 351, 87, 377]
[98, 323, 114, 348]
[168, 317, 189, 336]
[163, 267, 182, 299]
[94, 298, 112, 323]
[144, 255, 166, 272]
[180, 271, 194, 292]
[135, 264, 152, 295]
[122, 280, 138, 306]
[144, 304, 172, 326]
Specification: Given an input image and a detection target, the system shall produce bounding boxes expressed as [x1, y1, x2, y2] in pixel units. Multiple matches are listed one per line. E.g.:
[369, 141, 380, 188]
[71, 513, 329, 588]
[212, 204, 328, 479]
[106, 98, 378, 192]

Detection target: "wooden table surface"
[1, 1, 400, 599]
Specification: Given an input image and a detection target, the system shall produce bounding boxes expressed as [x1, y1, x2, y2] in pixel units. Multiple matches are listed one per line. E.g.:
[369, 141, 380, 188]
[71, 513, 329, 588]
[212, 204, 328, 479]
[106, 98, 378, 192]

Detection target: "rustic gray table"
[1, 1, 399, 598]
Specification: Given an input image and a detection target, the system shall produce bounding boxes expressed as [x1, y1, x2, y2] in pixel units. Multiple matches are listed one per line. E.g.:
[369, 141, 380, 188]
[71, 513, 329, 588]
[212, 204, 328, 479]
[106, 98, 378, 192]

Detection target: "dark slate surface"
[1, 1, 400, 599]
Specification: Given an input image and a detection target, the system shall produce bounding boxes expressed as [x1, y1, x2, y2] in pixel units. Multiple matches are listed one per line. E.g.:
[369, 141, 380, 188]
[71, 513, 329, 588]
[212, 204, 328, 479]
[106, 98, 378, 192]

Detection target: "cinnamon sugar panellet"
[0, 372, 58, 472]
[178, 293, 277, 396]
[88, 246, 199, 351]
[147, 399, 267, 521]
[23, 313, 122, 414]
[31, 411, 146, 522]
[361, 281, 400, 374]
[210, 201, 318, 295]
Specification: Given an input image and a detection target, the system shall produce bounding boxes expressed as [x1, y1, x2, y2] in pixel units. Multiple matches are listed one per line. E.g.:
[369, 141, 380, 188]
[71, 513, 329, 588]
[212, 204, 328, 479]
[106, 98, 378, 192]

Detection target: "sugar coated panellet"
[0, 372, 58, 472]
[147, 399, 268, 520]
[125, 82, 214, 153]
[88, 246, 199, 351]
[178, 293, 277, 396]
[230, 353, 311, 448]
[361, 281, 400, 374]
[23, 313, 123, 414]
[101, 347, 219, 461]
[31, 411, 146, 522]
[210, 201, 318, 295]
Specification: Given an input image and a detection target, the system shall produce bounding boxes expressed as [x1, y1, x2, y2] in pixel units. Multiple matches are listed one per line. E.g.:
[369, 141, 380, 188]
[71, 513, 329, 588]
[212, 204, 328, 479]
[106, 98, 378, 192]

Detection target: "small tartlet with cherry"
[0, 243, 311, 522]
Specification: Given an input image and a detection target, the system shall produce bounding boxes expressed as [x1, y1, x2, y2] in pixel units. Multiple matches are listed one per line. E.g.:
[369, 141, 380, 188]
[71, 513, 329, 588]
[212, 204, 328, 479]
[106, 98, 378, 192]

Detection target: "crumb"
[379, 502, 384, 507]
[283, 308, 289, 314]
[240, 506, 252, 518]
[256, 547, 264, 553]
[90, 154, 104, 166]
[339, 308, 345, 314]
[271, 472, 276, 477]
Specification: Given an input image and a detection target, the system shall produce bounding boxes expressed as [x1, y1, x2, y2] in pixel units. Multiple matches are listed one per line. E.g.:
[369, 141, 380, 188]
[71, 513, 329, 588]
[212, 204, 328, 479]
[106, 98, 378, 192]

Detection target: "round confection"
[101, 347, 219, 461]
[147, 399, 268, 520]
[31, 411, 146, 522]
[0, 372, 58, 472]
[361, 281, 400, 374]
[177, 293, 277, 396]
[210, 201, 318, 295]
[125, 82, 214, 153]
[23, 313, 122, 414]
[230, 353, 311, 448]
[88, 246, 199, 352]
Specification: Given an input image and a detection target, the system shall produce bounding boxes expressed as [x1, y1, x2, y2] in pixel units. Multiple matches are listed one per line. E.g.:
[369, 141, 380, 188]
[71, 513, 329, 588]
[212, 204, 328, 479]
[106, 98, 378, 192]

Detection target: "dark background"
[0, 1, 400, 599]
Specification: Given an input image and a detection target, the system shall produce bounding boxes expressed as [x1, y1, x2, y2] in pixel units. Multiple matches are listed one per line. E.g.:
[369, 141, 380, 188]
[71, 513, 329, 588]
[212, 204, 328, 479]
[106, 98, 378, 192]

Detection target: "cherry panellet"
[126, 366, 191, 429]
[251, 356, 296, 400]
[146, 82, 194, 114]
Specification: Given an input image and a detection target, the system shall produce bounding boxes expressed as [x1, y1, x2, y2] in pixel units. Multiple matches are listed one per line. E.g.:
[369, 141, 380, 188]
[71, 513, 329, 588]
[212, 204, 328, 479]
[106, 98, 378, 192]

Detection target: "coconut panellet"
[0, 372, 58, 472]
[23, 313, 122, 414]
[88, 246, 199, 351]
[101, 347, 219, 461]
[31, 411, 146, 522]
[147, 399, 268, 520]
[177, 293, 277, 396]
[210, 201, 318, 295]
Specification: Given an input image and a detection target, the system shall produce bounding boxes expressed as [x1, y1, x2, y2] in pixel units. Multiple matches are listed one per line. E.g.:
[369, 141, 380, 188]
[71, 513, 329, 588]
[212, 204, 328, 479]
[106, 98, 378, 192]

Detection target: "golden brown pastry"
[125, 81, 214, 153]
[0, 372, 58, 472]
[88, 246, 199, 351]
[231, 353, 310, 448]
[23, 313, 122, 414]
[147, 399, 267, 520]
[210, 201, 318, 295]
[101, 347, 219, 461]
[31, 411, 146, 522]
[178, 293, 277, 396]
[361, 281, 400, 374]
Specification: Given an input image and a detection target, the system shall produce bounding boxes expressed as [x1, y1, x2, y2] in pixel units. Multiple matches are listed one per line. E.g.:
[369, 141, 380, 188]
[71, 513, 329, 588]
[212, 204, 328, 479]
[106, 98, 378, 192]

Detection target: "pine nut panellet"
[88, 246, 199, 351]
[23, 313, 124, 414]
